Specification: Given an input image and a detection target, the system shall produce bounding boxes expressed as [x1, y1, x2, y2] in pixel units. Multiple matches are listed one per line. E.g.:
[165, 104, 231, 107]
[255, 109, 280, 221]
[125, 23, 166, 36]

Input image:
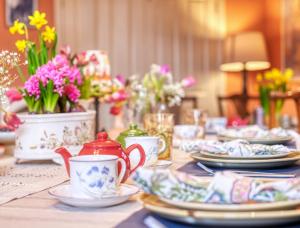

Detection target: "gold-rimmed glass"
[143, 113, 174, 160]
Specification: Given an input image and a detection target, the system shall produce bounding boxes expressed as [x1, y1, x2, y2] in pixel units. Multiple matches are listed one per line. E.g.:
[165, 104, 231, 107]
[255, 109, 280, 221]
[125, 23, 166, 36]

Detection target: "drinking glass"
[143, 113, 174, 160]
[182, 109, 207, 138]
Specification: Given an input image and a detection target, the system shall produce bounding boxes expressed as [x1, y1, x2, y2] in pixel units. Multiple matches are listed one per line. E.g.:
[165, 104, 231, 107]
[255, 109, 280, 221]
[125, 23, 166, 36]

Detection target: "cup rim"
[70, 155, 118, 162]
[174, 124, 199, 128]
[124, 136, 160, 141]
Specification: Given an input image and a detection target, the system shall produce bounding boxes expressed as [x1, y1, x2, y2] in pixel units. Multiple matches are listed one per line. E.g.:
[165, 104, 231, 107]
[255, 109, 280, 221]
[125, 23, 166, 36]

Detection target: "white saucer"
[149, 160, 172, 168]
[48, 184, 139, 208]
[0, 131, 15, 144]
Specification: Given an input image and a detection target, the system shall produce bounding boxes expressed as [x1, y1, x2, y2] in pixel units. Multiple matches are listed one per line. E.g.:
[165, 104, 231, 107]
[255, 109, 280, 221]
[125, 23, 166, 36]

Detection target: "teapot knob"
[129, 123, 138, 129]
[97, 132, 108, 141]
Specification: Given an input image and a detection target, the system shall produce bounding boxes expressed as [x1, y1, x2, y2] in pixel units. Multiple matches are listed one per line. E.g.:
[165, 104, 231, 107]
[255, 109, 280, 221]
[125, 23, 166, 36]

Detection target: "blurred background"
[1, 0, 299, 123]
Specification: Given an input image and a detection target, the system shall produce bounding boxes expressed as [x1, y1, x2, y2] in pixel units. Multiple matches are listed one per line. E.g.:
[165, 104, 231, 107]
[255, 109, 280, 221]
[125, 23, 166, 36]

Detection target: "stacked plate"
[218, 134, 293, 145]
[140, 193, 300, 226]
[191, 150, 300, 169]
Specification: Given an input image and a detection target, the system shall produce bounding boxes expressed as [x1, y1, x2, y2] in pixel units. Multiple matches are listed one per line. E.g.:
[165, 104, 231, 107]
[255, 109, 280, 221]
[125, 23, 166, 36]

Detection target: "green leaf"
[79, 78, 92, 99]
[51, 33, 58, 58]
[259, 86, 270, 115]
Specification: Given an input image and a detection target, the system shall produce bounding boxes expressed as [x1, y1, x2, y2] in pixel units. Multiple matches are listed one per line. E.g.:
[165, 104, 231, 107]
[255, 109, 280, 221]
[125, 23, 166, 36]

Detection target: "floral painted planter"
[14, 110, 96, 160]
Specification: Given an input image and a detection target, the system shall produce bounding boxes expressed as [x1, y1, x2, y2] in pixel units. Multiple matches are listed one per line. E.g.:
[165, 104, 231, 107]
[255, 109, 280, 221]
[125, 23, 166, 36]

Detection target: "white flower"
[150, 64, 161, 74]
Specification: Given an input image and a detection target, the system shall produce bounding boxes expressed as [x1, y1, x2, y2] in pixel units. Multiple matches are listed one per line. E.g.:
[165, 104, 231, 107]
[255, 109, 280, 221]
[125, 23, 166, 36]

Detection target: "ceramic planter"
[14, 110, 96, 160]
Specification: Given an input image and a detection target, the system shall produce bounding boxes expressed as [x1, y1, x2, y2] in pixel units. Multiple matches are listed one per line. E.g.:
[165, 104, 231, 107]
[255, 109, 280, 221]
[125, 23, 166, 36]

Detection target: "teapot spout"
[55, 147, 72, 177]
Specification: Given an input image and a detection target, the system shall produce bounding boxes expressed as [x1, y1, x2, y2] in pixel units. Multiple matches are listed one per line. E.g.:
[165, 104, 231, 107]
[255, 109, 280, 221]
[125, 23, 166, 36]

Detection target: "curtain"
[54, 0, 226, 128]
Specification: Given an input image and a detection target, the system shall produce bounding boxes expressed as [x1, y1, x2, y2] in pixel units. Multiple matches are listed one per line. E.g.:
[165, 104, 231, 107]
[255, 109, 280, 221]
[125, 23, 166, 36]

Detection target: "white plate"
[141, 194, 300, 226]
[0, 131, 15, 144]
[218, 135, 293, 145]
[49, 184, 139, 207]
[191, 152, 300, 168]
[149, 160, 172, 168]
[160, 197, 300, 212]
[200, 150, 292, 160]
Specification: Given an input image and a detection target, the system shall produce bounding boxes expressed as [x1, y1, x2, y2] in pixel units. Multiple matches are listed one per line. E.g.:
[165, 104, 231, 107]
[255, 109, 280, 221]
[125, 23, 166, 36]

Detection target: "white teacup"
[69, 155, 126, 198]
[174, 125, 200, 139]
[125, 136, 160, 167]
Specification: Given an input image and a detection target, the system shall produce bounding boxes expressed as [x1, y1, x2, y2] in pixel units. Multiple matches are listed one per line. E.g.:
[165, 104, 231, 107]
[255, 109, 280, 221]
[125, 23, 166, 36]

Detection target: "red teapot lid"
[84, 132, 121, 149]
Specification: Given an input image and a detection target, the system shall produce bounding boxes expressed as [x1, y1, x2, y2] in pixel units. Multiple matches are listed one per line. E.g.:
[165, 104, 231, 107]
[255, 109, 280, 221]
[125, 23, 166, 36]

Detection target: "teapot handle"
[117, 158, 127, 185]
[125, 144, 145, 174]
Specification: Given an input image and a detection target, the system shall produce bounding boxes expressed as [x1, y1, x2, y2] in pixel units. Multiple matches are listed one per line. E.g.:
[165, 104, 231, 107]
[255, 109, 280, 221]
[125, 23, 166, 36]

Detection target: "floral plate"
[140, 194, 300, 226]
[49, 184, 139, 207]
[200, 150, 293, 160]
[191, 152, 300, 168]
[159, 197, 300, 212]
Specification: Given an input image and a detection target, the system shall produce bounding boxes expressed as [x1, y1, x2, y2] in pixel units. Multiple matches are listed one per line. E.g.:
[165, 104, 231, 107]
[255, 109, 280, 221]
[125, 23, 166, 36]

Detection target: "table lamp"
[220, 31, 270, 97]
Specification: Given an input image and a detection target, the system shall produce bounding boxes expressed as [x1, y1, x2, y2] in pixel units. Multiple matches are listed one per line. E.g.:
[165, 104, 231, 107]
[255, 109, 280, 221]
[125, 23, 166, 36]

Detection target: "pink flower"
[115, 74, 126, 85]
[181, 76, 196, 87]
[68, 67, 82, 85]
[53, 54, 69, 68]
[160, 64, 170, 75]
[110, 105, 122, 115]
[3, 112, 22, 130]
[73, 52, 88, 67]
[110, 90, 128, 102]
[24, 75, 41, 98]
[227, 117, 249, 127]
[64, 84, 80, 103]
[24, 54, 82, 99]
[59, 46, 72, 59]
[6, 88, 23, 103]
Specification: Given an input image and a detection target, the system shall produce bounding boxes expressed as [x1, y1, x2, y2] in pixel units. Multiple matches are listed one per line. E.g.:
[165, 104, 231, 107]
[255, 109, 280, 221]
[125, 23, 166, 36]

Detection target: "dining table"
[1, 132, 300, 228]
[0, 146, 194, 228]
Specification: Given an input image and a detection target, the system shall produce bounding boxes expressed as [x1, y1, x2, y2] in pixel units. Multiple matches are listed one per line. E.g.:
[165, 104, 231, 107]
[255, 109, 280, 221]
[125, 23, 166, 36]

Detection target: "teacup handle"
[158, 136, 167, 154]
[117, 158, 126, 184]
[125, 144, 146, 175]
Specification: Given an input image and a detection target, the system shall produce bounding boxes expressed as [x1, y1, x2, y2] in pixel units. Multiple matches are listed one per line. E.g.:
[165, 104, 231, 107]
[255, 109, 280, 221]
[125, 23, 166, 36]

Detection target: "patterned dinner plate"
[191, 152, 300, 168]
[200, 150, 293, 160]
[140, 194, 300, 226]
[159, 197, 300, 212]
[217, 135, 293, 145]
[49, 184, 139, 207]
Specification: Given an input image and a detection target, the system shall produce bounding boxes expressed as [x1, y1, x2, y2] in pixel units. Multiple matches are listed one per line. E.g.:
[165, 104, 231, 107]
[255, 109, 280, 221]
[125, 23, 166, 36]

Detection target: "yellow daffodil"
[28, 10, 48, 29]
[256, 73, 262, 82]
[15, 40, 27, 52]
[267, 83, 275, 90]
[9, 20, 25, 35]
[42, 26, 55, 43]
[275, 79, 282, 86]
[283, 68, 293, 82]
[264, 71, 272, 80]
[271, 68, 281, 78]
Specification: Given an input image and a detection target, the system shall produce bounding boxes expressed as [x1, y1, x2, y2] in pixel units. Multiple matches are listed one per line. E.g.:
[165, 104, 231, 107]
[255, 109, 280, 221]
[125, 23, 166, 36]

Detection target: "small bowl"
[174, 125, 199, 139]
[205, 117, 227, 134]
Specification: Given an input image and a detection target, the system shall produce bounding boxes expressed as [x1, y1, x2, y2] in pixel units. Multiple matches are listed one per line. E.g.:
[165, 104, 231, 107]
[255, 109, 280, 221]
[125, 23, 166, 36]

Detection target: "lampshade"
[220, 32, 270, 72]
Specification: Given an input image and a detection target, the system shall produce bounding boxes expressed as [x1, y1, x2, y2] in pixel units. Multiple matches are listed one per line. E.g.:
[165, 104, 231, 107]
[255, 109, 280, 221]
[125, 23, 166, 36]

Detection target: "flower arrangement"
[126, 64, 196, 113]
[8, 11, 84, 114]
[256, 68, 293, 116]
[0, 50, 24, 131]
[9, 10, 57, 77]
[23, 54, 82, 113]
[60, 47, 127, 115]
[0, 51, 24, 105]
